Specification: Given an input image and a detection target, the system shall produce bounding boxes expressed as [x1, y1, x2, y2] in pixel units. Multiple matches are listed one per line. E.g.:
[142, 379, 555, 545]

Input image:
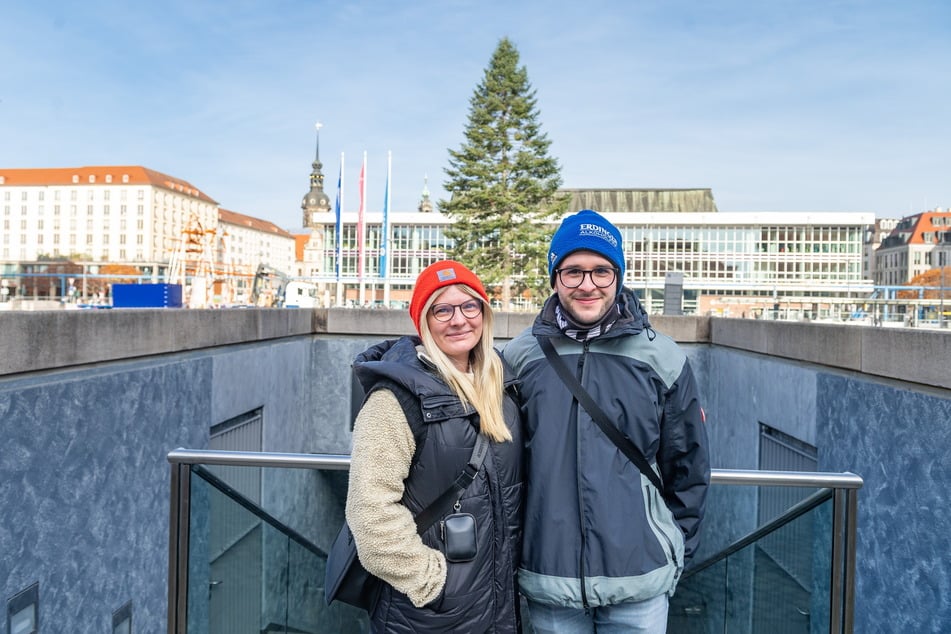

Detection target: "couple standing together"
[346, 209, 711, 633]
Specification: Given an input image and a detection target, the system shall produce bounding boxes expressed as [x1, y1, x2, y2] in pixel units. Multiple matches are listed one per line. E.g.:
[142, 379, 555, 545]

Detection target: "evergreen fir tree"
[440, 37, 568, 308]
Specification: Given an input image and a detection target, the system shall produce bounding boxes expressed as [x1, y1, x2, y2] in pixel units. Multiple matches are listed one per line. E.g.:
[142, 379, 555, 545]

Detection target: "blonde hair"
[418, 285, 512, 443]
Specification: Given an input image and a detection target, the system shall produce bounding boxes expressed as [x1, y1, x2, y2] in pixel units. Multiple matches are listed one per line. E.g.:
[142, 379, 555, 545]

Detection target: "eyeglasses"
[430, 300, 484, 322]
[555, 266, 618, 289]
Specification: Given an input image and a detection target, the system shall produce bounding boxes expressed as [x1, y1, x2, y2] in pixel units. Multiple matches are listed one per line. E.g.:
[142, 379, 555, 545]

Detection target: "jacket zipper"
[576, 341, 590, 611]
[645, 485, 678, 570]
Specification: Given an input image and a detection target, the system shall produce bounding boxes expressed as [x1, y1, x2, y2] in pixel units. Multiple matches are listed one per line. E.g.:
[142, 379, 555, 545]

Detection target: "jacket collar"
[533, 287, 652, 341]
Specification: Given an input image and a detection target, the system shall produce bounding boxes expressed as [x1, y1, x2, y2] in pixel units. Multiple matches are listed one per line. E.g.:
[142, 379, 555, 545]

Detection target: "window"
[112, 601, 132, 634]
[209, 408, 263, 503]
[757, 423, 817, 611]
[7, 582, 38, 634]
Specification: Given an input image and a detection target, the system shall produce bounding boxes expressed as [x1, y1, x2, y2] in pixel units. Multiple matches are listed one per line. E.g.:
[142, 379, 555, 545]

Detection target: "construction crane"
[249, 264, 318, 308]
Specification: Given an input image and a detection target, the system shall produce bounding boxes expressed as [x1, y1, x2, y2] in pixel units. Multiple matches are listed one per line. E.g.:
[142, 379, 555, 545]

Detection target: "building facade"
[0, 166, 218, 267]
[0, 166, 295, 306]
[875, 209, 951, 286]
[301, 205, 876, 317]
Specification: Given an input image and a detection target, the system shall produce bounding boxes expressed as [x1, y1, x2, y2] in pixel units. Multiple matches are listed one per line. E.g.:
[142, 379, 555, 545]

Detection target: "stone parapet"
[2, 308, 948, 390]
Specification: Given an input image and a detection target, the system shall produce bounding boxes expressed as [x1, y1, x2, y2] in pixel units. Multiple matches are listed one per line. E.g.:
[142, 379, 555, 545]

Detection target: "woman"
[346, 260, 524, 633]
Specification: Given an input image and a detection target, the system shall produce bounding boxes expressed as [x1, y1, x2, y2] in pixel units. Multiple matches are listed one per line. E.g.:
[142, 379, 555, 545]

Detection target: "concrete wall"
[1, 308, 949, 632]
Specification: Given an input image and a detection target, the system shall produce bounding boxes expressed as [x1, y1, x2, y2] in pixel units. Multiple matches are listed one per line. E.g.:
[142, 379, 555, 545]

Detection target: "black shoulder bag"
[537, 335, 664, 492]
[325, 433, 489, 612]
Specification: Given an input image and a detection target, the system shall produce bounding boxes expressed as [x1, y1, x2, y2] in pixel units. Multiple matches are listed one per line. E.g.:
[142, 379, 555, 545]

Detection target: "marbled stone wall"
[819, 374, 951, 633]
[1, 354, 212, 630]
[698, 346, 951, 633]
[0, 336, 347, 632]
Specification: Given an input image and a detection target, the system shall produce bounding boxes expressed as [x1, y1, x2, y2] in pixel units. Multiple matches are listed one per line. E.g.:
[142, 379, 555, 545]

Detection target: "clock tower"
[301, 122, 331, 228]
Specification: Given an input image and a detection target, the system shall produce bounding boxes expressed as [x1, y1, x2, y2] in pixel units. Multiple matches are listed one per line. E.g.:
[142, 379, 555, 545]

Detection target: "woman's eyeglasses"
[555, 266, 617, 289]
[431, 300, 484, 321]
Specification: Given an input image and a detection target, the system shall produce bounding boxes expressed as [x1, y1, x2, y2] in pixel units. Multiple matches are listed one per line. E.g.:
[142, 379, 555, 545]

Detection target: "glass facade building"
[301, 210, 875, 315]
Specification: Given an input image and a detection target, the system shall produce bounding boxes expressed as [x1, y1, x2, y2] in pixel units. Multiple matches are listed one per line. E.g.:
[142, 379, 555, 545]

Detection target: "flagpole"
[358, 151, 367, 305]
[335, 152, 344, 307]
[382, 150, 392, 306]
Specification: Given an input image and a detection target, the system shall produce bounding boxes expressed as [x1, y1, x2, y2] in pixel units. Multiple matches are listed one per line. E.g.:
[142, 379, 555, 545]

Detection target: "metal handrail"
[167, 449, 864, 489]
[711, 468, 863, 489]
[167, 447, 350, 470]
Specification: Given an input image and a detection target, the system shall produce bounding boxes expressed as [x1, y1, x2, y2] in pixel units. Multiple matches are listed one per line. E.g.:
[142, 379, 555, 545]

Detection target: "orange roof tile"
[218, 208, 292, 238]
[892, 211, 951, 245]
[0, 165, 218, 204]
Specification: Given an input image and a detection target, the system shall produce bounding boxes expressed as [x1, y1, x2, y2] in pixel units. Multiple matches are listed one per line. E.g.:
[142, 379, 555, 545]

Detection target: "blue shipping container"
[111, 284, 183, 308]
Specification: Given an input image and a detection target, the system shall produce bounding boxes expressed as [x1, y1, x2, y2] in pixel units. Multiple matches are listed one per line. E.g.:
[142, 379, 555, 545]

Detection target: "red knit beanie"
[409, 260, 489, 334]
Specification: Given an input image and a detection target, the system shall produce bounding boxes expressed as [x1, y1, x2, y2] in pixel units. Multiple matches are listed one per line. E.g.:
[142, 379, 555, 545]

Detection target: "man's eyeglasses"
[555, 266, 618, 289]
[430, 300, 484, 321]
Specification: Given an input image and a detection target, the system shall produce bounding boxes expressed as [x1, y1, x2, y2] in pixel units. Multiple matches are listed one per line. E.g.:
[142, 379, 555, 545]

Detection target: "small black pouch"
[442, 513, 477, 562]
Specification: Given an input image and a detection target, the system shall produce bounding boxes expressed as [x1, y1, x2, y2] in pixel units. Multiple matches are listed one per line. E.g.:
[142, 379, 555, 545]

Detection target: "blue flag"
[380, 151, 391, 278]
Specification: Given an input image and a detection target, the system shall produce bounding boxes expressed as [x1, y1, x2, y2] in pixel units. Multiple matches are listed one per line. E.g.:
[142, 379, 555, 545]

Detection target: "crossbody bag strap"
[537, 335, 665, 492]
[413, 433, 489, 533]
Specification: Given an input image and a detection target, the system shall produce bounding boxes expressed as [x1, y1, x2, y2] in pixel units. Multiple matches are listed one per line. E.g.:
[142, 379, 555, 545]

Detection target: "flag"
[334, 153, 343, 280]
[357, 151, 367, 280]
[380, 151, 391, 278]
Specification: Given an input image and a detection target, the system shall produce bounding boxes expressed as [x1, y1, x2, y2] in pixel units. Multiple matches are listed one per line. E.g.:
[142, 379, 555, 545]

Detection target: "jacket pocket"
[643, 480, 685, 573]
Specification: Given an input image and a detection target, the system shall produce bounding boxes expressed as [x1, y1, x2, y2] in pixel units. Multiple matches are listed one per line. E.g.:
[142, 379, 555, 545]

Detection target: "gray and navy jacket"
[502, 289, 709, 608]
[354, 336, 524, 633]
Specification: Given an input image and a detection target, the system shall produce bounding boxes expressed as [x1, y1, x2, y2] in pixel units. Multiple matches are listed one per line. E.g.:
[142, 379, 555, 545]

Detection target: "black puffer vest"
[353, 336, 524, 634]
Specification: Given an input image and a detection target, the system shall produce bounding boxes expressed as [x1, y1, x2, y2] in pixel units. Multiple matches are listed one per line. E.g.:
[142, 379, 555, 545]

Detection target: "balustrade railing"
[167, 450, 861, 634]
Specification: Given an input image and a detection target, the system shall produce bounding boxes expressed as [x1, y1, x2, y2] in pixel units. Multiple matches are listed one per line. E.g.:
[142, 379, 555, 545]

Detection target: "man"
[503, 209, 710, 633]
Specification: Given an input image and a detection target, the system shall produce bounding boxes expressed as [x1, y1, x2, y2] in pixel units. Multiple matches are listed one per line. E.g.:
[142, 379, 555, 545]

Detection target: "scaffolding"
[167, 213, 235, 308]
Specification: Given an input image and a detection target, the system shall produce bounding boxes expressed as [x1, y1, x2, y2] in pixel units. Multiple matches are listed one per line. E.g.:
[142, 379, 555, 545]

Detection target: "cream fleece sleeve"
[345, 388, 447, 608]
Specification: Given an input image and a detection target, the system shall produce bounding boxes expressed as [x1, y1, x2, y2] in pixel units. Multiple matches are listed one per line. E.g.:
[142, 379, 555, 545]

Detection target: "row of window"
[3, 204, 143, 216]
[5, 219, 144, 231]
[2, 188, 145, 201]
[2, 186, 207, 205]
[6, 583, 132, 633]
[1, 248, 144, 261]
[3, 233, 145, 245]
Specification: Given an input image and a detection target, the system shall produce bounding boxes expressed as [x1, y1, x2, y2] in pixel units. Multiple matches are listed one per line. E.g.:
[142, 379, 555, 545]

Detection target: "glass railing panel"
[670, 497, 833, 633]
[185, 465, 370, 633]
[169, 453, 860, 634]
[667, 556, 728, 632]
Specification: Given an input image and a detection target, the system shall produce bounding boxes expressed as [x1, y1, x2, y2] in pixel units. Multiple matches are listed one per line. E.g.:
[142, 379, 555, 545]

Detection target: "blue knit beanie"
[548, 209, 625, 287]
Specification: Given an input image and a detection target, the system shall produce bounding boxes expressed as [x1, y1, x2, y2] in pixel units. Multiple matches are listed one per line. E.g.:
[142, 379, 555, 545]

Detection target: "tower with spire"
[418, 174, 433, 213]
[301, 122, 331, 227]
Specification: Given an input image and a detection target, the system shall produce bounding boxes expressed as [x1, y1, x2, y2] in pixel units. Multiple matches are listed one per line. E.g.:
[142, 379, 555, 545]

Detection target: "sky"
[2, 0, 950, 231]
